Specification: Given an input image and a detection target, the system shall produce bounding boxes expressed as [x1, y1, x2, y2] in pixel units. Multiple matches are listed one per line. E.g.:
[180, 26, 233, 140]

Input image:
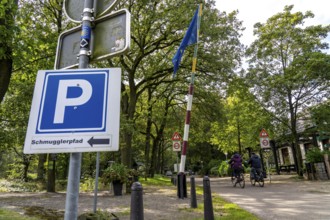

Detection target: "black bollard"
[190, 175, 197, 208]
[203, 176, 214, 220]
[130, 182, 144, 220]
[177, 172, 187, 199]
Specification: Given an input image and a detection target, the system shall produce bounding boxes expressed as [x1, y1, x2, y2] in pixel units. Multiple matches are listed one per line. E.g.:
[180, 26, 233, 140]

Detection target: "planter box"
[112, 181, 124, 196]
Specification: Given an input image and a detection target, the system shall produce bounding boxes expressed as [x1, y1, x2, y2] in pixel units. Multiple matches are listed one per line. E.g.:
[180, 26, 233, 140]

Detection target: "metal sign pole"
[64, 0, 94, 219]
[93, 152, 100, 213]
[177, 152, 179, 173]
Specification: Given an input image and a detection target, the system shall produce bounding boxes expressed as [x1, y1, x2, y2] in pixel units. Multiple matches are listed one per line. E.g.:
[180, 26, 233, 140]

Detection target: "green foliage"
[55, 180, 67, 191]
[218, 160, 230, 177]
[80, 178, 96, 192]
[0, 0, 18, 59]
[0, 179, 45, 192]
[0, 208, 39, 220]
[210, 166, 219, 176]
[210, 77, 272, 155]
[305, 148, 328, 163]
[100, 163, 139, 185]
[101, 163, 129, 184]
[246, 5, 330, 175]
[309, 101, 330, 132]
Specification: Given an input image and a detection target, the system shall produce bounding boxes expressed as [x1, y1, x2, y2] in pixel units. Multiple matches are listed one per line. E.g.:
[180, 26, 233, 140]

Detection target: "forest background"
[0, 0, 329, 191]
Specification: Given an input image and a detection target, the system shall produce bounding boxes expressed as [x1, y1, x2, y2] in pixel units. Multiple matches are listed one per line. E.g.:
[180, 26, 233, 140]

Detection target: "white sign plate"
[172, 141, 181, 152]
[260, 137, 270, 149]
[64, 0, 119, 23]
[55, 9, 130, 69]
[24, 68, 121, 154]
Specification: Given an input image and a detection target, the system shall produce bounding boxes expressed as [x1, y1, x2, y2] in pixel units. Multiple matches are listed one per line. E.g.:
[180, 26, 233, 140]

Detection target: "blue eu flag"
[172, 7, 199, 77]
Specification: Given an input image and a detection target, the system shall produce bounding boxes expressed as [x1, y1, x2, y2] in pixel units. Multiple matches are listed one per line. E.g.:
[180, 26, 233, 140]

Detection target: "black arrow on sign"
[88, 137, 110, 147]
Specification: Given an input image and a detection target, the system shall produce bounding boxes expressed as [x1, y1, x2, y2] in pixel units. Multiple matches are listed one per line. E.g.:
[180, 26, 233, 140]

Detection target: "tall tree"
[0, 0, 18, 103]
[106, 0, 244, 168]
[246, 5, 330, 176]
[210, 77, 271, 156]
[0, 0, 66, 185]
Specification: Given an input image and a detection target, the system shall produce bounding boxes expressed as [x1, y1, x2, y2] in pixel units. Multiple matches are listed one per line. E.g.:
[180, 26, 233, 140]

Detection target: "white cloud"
[215, 0, 330, 47]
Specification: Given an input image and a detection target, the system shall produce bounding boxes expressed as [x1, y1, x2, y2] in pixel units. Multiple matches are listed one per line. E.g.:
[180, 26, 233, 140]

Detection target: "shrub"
[100, 163, 140, 186]
[210, 166, 219, 176]
[305, 148, 324, 163]
[218, 161, 230, 177]
[101, 163, 128, 184]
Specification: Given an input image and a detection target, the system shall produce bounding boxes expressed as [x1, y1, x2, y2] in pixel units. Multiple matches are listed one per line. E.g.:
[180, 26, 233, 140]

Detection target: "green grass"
[177, 184, 259, 220]
[0, 208, 39, 220]
[139, 174, 173, 186]
[0, 179, 45, 192]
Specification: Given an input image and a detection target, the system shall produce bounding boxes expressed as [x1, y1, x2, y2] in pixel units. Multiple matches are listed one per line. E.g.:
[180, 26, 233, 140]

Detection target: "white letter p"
[54, 79, 92, 124]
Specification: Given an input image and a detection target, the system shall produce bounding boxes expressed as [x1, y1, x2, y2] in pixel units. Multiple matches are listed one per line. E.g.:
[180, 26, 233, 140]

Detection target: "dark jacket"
[248, 154, 262, 169]
[229, 153, 242, 169]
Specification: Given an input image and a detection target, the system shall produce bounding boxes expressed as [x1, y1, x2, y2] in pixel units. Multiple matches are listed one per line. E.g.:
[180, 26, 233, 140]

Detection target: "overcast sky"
[215, 0, 330, 47]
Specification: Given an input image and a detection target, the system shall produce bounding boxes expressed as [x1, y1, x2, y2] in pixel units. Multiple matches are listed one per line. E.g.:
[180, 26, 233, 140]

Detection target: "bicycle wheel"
[258, 177, 264, 187]
[239, 173, 245, 188]
[250, 175, 256, 186]
[231, 176, 236, 187]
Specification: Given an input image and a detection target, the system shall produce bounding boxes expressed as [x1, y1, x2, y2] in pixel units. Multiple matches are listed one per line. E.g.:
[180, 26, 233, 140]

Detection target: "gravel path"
[0, 184, 203, 220]
[1, 175, 329, 220]
[201, 175, 330, 220]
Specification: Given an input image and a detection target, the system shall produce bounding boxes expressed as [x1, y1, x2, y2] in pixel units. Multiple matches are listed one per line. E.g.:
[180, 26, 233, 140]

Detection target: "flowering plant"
[101, 163, 128, 183]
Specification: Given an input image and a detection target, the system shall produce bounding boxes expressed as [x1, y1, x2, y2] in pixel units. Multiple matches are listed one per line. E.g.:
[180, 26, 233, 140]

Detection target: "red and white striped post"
[179, 80, 194, 173]
[178, 4, 202, 199]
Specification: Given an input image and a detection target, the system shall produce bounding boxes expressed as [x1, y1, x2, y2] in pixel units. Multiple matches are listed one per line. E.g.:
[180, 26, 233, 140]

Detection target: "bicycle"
[250, 168, 264, 187]
[231, 169, 245, 188]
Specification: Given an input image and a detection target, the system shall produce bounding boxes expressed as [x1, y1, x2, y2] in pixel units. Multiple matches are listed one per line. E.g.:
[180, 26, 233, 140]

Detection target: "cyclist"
[229, 152, 243, 181]
[248, 152, 262, 180]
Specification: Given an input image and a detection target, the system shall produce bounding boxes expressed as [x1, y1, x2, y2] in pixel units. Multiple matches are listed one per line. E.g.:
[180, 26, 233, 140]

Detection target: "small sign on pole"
[64, 0, 119, 23]
[172, 141, 181, 152]
[171, 132, 182, 141]
[55, 9, 130, 70]
[259, 128, 270, 149]
[24, 68, 121, 154]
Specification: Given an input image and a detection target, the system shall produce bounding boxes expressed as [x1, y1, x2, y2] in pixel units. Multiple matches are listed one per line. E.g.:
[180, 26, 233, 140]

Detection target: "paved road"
[196, 175, 330, 220]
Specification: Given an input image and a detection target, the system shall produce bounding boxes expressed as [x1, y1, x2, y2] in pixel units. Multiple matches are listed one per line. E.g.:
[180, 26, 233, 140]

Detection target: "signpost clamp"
[83, 8, 94, 14]
[78, 49, 92, 57]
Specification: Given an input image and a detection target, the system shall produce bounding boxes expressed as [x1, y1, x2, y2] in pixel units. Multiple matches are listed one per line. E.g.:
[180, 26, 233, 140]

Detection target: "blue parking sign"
[37, 71, 108, 133]
[24, 68, 121, 154]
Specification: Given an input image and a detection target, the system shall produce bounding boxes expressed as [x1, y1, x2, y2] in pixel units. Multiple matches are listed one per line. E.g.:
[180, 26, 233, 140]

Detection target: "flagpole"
[177, 4, 202, 200]
[179, 4, 202, 174]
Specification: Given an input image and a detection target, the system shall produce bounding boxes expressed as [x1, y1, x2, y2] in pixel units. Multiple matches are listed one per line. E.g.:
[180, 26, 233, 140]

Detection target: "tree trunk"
[37, 154, 47, 180]
[149, 139, 159, 177]
[237, 121, 242, 154]
[120, 81, 138, 168]
[22, 154, 30, 182]
[157, 140, 162, 173]
[121, 132, 133, 168]
[288, 90, 303, 176]
[293, 135, 304, 176]
[47, 154, 56, 192]
[0, 0, 17, 103]
[144, 88, 152, 178]
[0, 59, 12, 103]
